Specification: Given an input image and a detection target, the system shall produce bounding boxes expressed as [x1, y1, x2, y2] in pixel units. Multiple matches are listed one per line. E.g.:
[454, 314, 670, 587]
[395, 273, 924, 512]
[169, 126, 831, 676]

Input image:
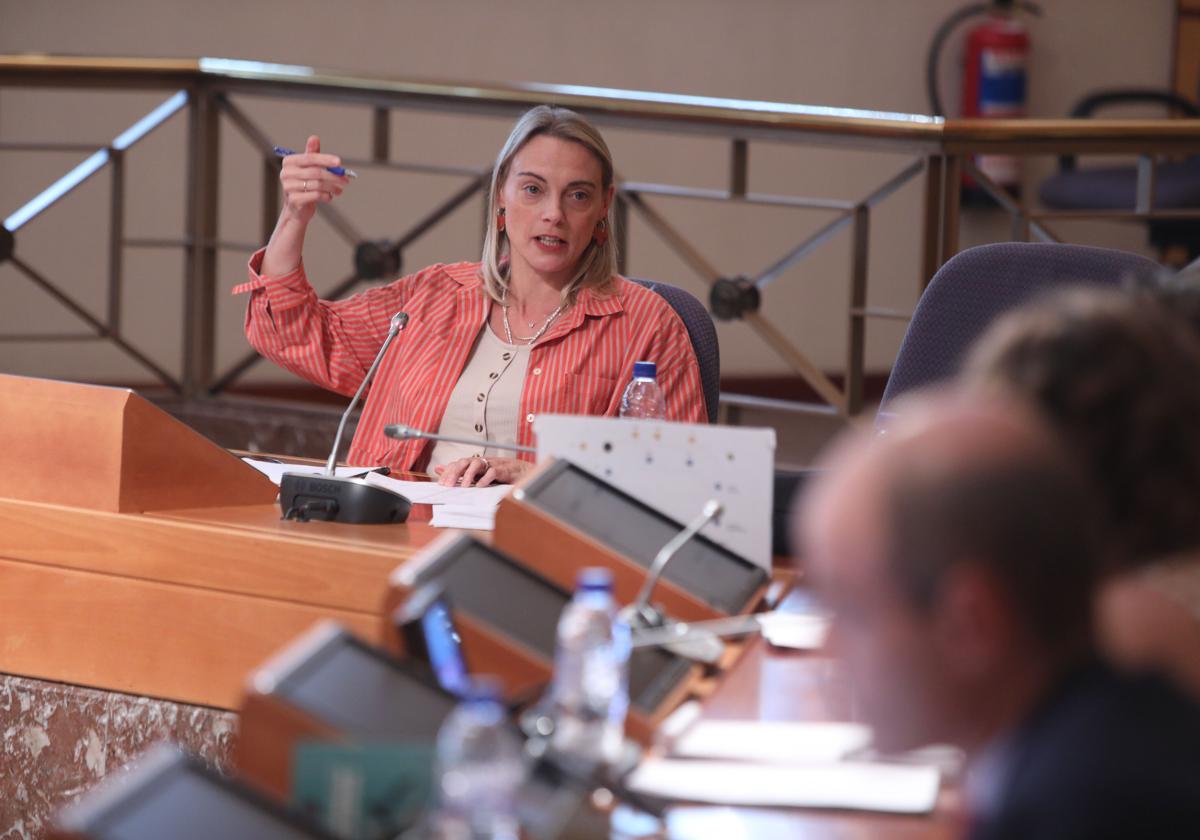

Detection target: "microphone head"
[389, 311, 410, 333]
[703, 499, 724, 518]
[384, 423, 419, 440]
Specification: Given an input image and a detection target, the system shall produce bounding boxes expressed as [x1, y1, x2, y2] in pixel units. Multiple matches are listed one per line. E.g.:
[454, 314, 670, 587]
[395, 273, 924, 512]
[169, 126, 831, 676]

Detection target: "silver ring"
[303, 179, 310, 191]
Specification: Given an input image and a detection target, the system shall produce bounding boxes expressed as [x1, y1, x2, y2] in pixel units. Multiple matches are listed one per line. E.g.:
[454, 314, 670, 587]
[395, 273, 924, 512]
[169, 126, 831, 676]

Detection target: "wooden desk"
[0, 496, 442, 710]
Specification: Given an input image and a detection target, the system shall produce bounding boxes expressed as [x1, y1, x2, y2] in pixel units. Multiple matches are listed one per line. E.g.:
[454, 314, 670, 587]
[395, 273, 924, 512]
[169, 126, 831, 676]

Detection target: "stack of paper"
[364, 472, 509, 530]
[623, 718, 941, 815]
[627, 758, 940, 813]
[671, 720, 871, 764]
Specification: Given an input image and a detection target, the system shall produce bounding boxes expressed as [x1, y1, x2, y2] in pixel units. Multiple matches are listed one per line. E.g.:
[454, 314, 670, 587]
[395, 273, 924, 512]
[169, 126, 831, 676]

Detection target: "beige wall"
[0, 0, 1175, 387]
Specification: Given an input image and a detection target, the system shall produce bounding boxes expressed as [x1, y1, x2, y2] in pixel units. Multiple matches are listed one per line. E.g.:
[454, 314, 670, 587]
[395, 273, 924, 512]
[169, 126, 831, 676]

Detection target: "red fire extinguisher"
[927, 0, 1041, 203]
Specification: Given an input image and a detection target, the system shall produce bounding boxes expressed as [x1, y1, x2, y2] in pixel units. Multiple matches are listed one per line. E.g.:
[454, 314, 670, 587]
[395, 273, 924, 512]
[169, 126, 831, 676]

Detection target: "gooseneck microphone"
[384, 424, 537, 454]
[618, 499, 725, 664]
[327, 312, 409, 474]
[278, 311, 413, 524]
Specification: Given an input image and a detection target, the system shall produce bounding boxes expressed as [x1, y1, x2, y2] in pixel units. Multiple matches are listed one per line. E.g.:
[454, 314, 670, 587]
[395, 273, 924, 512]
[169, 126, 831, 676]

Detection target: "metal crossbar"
[4, 56, 1200, 417]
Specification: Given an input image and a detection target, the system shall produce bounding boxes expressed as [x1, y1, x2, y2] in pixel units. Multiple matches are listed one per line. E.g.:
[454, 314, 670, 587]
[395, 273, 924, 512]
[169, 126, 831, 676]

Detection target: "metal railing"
[4, 56, 1200, 417]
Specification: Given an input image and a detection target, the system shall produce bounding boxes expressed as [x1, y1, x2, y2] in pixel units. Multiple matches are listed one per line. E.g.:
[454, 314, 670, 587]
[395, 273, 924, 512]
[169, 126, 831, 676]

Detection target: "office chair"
[1039, 89, 1200, 265]
[630, 278, 720, 423]
[879, 242, 1160, 410]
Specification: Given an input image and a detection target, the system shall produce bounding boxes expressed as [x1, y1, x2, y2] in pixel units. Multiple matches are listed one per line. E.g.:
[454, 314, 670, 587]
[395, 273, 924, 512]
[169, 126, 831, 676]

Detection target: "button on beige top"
[427, 322, 531, 476]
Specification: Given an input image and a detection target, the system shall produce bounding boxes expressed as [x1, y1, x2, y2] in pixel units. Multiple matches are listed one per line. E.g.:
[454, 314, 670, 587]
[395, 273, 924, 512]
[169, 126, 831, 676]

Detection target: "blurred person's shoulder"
[988, 660, 1200, 840]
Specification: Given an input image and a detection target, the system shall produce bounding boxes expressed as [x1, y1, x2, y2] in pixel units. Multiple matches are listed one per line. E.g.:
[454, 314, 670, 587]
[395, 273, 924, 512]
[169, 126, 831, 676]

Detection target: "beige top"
[427, 322, 531, 476]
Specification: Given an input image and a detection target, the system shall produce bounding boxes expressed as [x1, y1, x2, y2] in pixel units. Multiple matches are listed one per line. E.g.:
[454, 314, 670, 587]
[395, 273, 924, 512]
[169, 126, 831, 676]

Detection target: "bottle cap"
[633, 361, 657, 379]
[577, 567, 613, 592]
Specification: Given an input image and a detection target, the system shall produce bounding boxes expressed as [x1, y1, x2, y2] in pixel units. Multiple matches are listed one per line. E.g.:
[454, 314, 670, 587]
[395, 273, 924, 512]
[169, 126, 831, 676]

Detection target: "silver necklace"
[502, 296, 564, 345]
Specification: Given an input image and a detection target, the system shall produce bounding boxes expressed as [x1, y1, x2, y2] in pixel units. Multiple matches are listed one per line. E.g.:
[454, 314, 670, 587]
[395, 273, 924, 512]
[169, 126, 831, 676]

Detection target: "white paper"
[242, 459, 378, 484]
[429, 504, 497, 530]
[533, 415, 776, 569]
[625, 759, 940, 814]
[757, 613, 832, 651]
[672, 721, 871, 765]
[363, 472, 512, 507]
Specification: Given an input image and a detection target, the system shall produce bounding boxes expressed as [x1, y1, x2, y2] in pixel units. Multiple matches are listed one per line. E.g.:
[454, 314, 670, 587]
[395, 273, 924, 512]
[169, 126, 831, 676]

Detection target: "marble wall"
[0, 673, 237, 840]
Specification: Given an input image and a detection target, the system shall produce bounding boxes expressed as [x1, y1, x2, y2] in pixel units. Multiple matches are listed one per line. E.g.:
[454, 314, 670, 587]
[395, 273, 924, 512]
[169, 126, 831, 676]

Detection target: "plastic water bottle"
[619, 360, 666, 419]
[434, 679, 524, 840]
[549, 568, 631, 765]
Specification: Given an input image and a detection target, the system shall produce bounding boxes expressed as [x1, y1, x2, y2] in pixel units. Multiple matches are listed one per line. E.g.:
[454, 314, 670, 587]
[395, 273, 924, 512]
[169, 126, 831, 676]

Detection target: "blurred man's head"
[964, 286, 1200, 568]
[797, 392, 1100, 753]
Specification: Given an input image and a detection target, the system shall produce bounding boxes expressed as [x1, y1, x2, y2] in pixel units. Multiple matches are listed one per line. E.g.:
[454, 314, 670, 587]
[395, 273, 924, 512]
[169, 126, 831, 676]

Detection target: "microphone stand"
[278, 312, 414, 524]
[384, 424, 536, 454]
[617, 499, 726, 665]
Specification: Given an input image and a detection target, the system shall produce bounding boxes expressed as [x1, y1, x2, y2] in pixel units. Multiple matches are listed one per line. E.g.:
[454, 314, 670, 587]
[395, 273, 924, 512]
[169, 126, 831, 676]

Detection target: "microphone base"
[618, 606, 725, 666]
[279, 473, 411, 524]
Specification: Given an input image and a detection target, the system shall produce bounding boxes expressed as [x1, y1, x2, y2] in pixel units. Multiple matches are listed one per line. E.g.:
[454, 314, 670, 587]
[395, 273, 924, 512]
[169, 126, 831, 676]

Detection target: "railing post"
[261, 154, 279, 246]
[614, 194, 629, 275]
[921, 153, 963, 286]
[183, 87, 220, 398]
[107, 147, 125, 335]
[846, 204, 869, 417]
[921, 155, 944, 288]
[940, 154, 961, 265]
[372, 107, 390, 162]
[730, 139, 748, 198]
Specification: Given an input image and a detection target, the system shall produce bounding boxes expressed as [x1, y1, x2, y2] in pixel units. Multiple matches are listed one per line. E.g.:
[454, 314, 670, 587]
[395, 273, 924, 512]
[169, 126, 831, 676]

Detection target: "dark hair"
[966, 289, 1200, 568]
[884, 439, 1100, 644]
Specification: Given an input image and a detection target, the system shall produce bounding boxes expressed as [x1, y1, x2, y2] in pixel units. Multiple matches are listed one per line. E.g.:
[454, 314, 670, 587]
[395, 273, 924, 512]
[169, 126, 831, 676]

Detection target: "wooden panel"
[118, 389, 278, 511]
[237, 691, 340, 799]
[0, 374, 276, 512]
[0, 559, 379, 709]
[151, 503, 443, 553]
[0, 499, 415, 613]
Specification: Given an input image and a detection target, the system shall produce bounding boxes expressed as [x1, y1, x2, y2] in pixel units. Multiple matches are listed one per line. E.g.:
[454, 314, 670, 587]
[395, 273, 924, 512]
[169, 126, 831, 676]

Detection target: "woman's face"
[498, 134, 612, 290]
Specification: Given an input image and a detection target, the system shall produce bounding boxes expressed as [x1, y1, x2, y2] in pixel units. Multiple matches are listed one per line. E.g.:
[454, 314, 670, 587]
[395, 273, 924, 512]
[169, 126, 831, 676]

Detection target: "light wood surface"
[0, 558, 379, 709]
[0, 374, 277, 513]
[0, 495, 443, 707]
[0, 377, 443, 708]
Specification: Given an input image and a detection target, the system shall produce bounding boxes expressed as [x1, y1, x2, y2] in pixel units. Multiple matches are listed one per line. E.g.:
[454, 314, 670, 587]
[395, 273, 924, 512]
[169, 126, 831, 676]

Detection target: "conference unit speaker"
[49, 743, 334, 840]
[236, 621, 459, 800]
[493, 459, 772, 624]
[385, 532, 703, 744]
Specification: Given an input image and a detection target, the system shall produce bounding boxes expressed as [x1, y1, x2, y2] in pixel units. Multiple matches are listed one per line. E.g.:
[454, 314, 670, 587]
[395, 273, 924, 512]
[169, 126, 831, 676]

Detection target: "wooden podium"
[0, 373, 278, 512]
[0, 374, 441, 710]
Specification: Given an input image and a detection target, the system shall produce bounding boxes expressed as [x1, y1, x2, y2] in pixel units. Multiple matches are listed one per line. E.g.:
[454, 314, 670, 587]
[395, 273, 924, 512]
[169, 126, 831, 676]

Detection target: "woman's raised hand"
[279, 135, 350, 225]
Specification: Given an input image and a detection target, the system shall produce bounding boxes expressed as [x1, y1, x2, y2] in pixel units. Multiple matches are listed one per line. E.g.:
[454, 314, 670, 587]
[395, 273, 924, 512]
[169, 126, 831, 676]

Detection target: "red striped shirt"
[234, 250, 707, 472]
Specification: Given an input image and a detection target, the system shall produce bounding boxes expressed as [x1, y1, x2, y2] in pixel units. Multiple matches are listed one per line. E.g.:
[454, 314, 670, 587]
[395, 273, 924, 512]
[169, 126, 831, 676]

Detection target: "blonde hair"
[481, 106, 618, 305]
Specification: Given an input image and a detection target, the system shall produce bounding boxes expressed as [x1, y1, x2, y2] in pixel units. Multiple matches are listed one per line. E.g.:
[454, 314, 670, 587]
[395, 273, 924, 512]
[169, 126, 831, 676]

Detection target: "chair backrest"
[880, 242, 1161, 410]
[630, 278, 720, 423]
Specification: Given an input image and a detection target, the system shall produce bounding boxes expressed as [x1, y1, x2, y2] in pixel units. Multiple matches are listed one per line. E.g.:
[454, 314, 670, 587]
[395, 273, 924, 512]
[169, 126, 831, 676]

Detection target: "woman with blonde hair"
[235, 106, 706, 486]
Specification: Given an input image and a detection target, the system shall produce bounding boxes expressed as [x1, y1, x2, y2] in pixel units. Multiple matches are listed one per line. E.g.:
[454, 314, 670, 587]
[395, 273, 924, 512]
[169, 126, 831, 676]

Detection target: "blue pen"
[273, 146, 358, 178]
